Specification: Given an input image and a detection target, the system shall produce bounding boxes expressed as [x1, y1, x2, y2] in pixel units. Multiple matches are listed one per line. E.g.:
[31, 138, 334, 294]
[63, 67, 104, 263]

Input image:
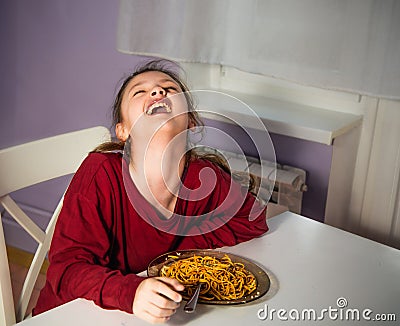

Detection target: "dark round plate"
[147, 249, 270, 305]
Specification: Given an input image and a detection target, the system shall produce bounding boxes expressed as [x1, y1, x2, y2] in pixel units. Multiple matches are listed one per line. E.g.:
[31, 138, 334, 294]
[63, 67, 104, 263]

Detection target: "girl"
[34, 59, 268, 324]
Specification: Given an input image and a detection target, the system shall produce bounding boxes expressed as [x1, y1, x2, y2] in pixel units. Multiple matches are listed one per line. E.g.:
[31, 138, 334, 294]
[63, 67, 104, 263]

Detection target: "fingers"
[157, 277, 185, 300]
[133, 277, 185, 324]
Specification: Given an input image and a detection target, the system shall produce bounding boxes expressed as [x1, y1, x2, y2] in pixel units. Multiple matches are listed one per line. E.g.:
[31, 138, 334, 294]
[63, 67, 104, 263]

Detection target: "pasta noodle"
[159, 254, 257, 301]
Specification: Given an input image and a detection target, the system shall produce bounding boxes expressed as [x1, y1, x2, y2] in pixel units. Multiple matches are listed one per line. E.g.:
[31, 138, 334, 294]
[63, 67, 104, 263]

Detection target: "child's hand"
[132, 276, 185, 324]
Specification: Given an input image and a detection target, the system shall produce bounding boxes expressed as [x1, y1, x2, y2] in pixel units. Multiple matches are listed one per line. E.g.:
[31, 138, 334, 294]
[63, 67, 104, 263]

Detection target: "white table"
[16, 212, 400, 325]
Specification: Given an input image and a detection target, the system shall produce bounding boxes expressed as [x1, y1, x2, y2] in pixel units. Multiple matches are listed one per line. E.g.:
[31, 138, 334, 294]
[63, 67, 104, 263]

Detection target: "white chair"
[0, 126, 111, 325]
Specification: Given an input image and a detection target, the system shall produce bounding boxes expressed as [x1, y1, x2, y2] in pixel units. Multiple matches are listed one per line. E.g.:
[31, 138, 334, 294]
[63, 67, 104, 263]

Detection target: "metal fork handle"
[183, 283, 202, 313]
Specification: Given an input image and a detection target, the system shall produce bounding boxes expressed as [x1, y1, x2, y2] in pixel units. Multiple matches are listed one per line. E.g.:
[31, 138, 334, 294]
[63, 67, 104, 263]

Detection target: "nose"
[150, 86, 166, 97]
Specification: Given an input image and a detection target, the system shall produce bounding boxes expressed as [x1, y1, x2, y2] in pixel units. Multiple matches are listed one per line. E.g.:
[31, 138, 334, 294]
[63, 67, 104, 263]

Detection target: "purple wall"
[270, 133, 332, 221]
[0, 0, 146, 149]
[1, 0, 332, 251]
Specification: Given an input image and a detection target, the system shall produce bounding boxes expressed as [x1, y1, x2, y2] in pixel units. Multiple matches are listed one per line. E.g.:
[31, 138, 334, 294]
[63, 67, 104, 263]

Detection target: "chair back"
[0, 126, 111, 325]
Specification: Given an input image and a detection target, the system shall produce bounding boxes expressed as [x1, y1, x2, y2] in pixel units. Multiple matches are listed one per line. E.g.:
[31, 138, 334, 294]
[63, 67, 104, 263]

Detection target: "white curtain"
[117, 0, 400, 100]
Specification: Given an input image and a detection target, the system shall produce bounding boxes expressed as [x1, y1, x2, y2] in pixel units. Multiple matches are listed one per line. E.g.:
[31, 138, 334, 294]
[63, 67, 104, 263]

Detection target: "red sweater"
[34, 152, 268, 315]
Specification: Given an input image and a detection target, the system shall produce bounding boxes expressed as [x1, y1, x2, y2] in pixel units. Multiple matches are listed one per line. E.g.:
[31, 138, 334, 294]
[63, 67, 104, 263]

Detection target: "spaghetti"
[159, 254, 257, 301]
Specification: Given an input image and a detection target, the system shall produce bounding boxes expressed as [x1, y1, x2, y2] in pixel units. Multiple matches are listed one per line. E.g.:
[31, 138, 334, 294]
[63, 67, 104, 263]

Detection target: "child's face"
[116, 71, 190, 142]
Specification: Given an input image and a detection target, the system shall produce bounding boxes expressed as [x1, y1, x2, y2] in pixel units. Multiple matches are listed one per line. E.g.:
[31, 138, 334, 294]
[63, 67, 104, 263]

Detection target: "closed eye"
[133, 90, 145, 97]
[165, 86, 179, 93]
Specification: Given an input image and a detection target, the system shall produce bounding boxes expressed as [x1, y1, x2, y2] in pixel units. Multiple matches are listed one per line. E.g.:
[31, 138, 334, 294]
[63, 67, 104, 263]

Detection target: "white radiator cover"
[206, 149, 307, 214]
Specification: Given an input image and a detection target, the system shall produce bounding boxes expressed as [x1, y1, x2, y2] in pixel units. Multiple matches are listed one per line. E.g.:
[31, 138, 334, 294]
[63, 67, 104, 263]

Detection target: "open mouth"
[146, 99, 172, 115]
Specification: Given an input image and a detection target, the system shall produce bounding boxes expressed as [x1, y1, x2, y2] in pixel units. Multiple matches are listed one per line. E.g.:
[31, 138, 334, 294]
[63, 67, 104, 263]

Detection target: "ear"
[115, 122, 129, 142]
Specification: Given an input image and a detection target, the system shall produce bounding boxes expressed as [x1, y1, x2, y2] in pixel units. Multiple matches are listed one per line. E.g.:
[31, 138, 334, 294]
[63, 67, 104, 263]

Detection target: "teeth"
[146, 102, 171, 115]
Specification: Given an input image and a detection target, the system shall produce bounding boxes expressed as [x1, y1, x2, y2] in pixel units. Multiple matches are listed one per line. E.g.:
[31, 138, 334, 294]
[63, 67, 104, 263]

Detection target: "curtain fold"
[117, 0, 400, 100]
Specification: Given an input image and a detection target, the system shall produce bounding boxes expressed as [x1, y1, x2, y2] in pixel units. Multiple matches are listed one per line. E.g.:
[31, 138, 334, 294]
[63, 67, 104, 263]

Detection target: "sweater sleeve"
[47, 194, 143, 313]
[178, 161, 269, 250]
[41, 155, 144, 314]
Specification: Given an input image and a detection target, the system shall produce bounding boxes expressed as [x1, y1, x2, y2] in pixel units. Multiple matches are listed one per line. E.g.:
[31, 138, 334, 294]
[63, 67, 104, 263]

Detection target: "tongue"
[151, 106, 168, 114]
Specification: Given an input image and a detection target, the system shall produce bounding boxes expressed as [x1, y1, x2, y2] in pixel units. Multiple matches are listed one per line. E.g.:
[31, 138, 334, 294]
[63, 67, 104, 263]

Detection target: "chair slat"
[0, 212, 17, 326]
[16, 198, 62, 321]
[0, 195, 46, 244]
